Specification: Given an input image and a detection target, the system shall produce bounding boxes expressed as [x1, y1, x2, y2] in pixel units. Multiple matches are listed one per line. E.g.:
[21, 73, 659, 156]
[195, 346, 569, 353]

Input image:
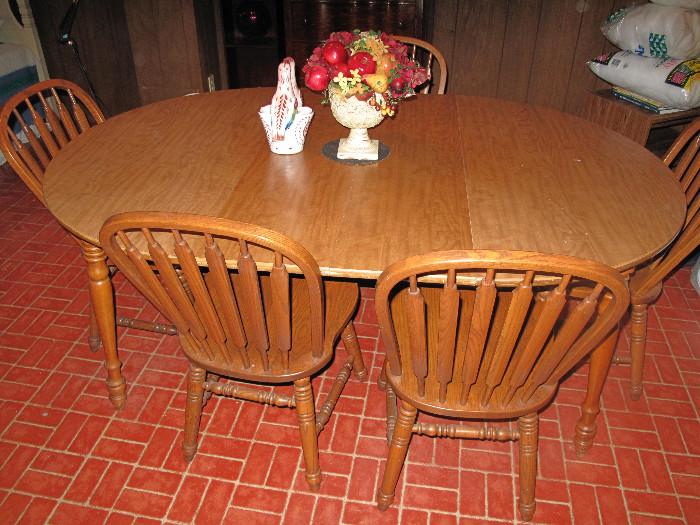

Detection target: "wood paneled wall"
[430, 0, 633, 115]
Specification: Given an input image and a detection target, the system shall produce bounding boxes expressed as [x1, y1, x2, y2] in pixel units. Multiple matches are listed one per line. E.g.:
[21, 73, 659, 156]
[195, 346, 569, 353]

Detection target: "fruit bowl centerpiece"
[303, 30, 428, 161]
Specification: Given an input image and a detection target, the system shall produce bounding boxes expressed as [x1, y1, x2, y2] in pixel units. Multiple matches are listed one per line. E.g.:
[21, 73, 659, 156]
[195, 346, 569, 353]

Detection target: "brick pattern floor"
[1, 164, 700, 524]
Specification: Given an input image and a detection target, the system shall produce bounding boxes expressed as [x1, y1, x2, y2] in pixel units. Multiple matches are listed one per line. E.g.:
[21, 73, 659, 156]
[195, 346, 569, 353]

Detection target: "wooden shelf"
[580, 89, 700, 146]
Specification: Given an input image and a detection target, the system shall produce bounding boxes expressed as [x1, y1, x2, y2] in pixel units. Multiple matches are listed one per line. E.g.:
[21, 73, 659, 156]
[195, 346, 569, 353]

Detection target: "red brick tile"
[404, 485, 458, 514]
[238, 442, 274, 484]
[343, 502, 399, 524]
[256, 423, 300, 446]
[655, 416, 687, 453]
[167, 475, 208, 522]
[93, 437, 145, 462]
[282, 493, 315, 525]
[31, 450, 83, 476]
[128, 467, 181, 494]
[667, 454, 700, 476]
[223, 508, 280, 525]
[640, 450, 674, 493]
[115, 488, 172, 518]
[400, 509, 428, 525]
[330, 414, 361, 454]
[49, 502, 108, 525]
[459, 470, 485, 517]
[0, 493, 30, 523]
[17, 497, 56, 525]
[17, 405, 66, 427]
[596, 486, 628, 525]
[233, 484, 287, 513]
[320, 451, 353, 475]
[313, 497, 343, 523]
[64, 457, 108, 502]
[615, 447, 646, 490]
[199, 434, 251, 459]
[137, 388, 175, 425]
[267, 446, 301, 489]
[532, 501, 571, 525]
[610, 428, 661, 450]
[104, 513, 135, 525]
[188, 453, 242, 480]
[139, 426, 178, 468]
[15, 470, 70, 498]
[485, 473, 513, 520]
[194, 480, 234, 525]
[90, 462, 133, 507]
[625, 491, 682, 516]
[348, 457, 379, 501]
[0, 445, 39, 489]
[105, 420, 155, 443]
[3, 421, 52, 446]
[570, 483, 600, 525]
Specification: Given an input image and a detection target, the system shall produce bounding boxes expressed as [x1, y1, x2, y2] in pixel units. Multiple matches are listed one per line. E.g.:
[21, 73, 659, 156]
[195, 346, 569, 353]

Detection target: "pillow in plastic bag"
[602, 3, 700, 59]
[588, 50, 700, 109]
[651, 0, 700, 10]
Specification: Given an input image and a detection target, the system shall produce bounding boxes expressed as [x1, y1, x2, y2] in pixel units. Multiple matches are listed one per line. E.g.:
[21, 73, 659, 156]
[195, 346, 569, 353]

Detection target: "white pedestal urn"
[329, 90, 385, 161]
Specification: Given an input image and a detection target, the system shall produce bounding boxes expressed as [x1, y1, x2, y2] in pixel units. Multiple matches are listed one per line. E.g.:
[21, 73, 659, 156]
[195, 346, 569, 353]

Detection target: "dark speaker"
[222, 0, 283, 88]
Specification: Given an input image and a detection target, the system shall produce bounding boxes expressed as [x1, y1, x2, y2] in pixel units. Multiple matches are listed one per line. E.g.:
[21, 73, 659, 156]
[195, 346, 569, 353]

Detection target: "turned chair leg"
[629, 302, 648, 401]
[183, 364, 206, 462]
[342, 322, 368, 380]
[294, 377, 321, 491]
[518, 412, 538, 522]
[377, 401, 417, 510]
[87, 298, 101, 352]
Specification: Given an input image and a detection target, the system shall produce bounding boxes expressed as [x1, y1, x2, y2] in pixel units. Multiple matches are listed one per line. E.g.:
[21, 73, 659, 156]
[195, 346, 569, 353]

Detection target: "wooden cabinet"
[123, 0, 222, 105]
[30, 0, 222, 114]
[283, 0, 425, 72]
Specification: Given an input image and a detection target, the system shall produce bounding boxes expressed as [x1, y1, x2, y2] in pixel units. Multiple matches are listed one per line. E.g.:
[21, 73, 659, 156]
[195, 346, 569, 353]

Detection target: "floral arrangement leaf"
[302, 29, 429, 117]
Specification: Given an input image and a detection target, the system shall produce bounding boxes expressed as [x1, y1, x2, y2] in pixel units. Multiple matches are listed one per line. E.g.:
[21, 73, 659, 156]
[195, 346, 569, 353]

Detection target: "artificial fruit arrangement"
[303, 30, 428, 116]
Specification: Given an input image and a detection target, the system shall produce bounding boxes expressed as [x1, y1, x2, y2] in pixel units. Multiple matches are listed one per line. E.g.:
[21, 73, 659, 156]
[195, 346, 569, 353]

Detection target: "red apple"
[347, 51, 376, 75]
[304, 66, 330, 91]
[322, 41, 348, 65]
[390, 77, 405, 92]
[331, 63, 351, 79]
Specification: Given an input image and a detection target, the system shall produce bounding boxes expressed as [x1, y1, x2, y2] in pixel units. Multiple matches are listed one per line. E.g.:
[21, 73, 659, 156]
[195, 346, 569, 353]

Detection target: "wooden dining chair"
[374, 250, 628, 521]
[626, 117, 700, 399]
[0, 79, 176, 354]
[99, 211, 367, 490]
[390, 35, 447, 94]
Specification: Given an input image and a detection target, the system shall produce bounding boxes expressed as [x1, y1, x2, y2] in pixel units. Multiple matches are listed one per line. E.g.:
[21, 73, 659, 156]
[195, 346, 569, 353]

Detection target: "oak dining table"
[42, 87, 686, 456]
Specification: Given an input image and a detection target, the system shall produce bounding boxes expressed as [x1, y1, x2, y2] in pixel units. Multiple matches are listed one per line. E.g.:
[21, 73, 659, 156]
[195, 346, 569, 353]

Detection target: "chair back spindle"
[376, 251, 629, 417]
[0, 79, 104, 203]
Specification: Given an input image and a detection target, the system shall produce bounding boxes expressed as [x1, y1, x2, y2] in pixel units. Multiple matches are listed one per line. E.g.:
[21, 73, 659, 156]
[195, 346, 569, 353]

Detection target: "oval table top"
[43, 88, 686, 279]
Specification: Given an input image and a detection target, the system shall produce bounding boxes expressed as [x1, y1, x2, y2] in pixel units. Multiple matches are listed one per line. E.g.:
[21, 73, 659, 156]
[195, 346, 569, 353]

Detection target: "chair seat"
[386, 285, 556, 419]
[181, 276, 359, 383]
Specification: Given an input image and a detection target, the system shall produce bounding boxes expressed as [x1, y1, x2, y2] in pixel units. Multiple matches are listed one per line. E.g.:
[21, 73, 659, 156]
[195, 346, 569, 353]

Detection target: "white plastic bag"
[602, 4, 700, 59]
[651, 0, 700, 10]
[588, 50, 700, 109]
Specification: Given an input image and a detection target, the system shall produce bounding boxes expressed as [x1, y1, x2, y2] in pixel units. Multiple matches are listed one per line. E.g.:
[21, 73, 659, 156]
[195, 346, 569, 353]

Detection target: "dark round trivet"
[321, 139, 390, 165]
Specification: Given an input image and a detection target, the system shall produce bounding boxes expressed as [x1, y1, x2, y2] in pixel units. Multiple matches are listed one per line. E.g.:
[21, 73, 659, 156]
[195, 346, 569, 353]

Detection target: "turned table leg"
[575, 323, 619, 456]
[81, 242, 126, 408]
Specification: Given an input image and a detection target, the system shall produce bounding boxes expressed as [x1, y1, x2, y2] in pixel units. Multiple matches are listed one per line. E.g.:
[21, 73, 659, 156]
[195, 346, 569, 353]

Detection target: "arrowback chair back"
[100, 211, 366, 490]
[390, 35, 447, 94]
[0, 79, 104, 203]
[100, 212, 327, 381]
[375, 250, 628, 520]
[627, 117, 700, 398]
